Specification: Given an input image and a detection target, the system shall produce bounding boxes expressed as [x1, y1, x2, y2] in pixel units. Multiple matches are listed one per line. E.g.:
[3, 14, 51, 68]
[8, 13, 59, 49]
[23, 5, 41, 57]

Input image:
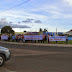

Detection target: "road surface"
[0, 42, 72, 72]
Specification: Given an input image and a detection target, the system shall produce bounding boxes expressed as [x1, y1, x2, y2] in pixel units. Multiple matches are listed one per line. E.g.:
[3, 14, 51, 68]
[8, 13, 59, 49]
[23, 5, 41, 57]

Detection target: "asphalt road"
[0, 42, 72, 72]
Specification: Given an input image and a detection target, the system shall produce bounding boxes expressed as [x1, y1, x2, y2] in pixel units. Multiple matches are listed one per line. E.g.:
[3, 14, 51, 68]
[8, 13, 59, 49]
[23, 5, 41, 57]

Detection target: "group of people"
[0, 34, 69, 44]
[0, 34, 49, 43]
[10, 34, 24, 42]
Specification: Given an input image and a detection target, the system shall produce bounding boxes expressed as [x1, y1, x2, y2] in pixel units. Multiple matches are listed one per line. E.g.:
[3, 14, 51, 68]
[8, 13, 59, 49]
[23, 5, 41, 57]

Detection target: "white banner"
[49, 36, 66, 41]
[24, 35, 43, 40]
[1, 36, 8, 40]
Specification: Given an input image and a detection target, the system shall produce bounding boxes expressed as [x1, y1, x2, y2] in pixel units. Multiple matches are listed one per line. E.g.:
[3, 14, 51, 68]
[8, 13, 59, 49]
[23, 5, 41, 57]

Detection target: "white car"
[0, 46, 11, 66]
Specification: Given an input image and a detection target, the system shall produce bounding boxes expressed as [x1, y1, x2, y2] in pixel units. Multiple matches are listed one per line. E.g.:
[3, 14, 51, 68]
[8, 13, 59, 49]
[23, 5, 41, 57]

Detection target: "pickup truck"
[0, 46, 11, 66]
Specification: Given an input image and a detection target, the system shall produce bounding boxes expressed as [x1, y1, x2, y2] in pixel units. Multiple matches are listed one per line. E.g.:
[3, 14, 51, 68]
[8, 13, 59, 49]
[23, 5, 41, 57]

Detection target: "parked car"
[0, 46, 11, 66]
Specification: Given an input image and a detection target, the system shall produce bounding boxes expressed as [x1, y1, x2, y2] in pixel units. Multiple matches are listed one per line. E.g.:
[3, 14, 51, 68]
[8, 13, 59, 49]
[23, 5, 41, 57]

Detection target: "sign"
[24, 35, 43, 40]
[1, 36, 8, 40]
[68, 37, 72, 40]
[49, 36, 66, 41]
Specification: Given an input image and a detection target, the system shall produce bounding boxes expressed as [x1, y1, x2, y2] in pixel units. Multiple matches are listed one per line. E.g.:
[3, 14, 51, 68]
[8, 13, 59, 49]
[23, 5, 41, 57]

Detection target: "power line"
[0, 0, 30, 13]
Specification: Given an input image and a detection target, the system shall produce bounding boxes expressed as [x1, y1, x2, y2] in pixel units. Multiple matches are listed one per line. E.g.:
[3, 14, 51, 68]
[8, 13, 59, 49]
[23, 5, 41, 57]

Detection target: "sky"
[0, 0, 72, 32]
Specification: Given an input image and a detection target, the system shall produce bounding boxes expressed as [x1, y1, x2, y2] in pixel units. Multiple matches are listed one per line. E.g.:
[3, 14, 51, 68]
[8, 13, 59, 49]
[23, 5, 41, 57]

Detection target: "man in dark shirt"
[66, 35, 68, 44]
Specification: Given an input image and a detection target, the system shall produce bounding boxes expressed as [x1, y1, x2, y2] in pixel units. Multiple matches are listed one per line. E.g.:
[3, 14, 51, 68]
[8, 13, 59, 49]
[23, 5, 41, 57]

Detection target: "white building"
[63, 30, 72, 35]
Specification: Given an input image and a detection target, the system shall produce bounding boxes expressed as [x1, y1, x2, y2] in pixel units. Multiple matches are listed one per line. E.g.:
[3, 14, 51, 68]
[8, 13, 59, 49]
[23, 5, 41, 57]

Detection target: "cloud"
[22, 19, 34, 23]
[34, 20, 42, 23]
[63, 0, 72, 6]
[63, 14, 72, 18]
[30, 4, 63, 19]
[0, 18, 30, 29]
[0, 10, 48, 20]
[22, 18, 42, 24]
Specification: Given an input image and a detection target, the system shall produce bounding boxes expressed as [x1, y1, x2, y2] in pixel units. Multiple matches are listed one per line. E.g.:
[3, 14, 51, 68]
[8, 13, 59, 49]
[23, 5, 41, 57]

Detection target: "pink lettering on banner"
[24, 35, 43, 40]
[50, 39, 52, 40]
[60, 39, 62, 40]
[54, 39, 57, 40]
[26, 38, 30, 39]
[49, 36, 66, 41]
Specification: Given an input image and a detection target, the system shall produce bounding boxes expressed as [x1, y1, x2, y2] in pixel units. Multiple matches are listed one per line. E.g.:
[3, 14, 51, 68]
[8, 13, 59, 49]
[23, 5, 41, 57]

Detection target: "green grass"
[6, 39, 72, 44]
[68, 41, 72, 44]
[44, 41, 72, 44]
[37, 40, 72, 44]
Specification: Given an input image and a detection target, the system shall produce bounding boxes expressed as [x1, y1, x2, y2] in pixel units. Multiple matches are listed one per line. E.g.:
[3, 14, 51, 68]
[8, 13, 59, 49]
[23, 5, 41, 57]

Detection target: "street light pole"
[56, 28, 57, 36]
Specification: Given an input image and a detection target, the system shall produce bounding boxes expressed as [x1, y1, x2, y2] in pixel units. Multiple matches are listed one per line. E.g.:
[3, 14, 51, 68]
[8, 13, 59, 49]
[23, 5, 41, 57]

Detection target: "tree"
[1, 26, 15, 34]
[39, 28, 43, 32]
[43, 29, 48, 32]
[24, 30, 26, 32]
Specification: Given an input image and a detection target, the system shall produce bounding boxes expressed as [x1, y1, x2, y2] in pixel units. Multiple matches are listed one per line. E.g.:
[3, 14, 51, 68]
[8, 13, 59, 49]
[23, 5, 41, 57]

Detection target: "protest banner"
[68, 37, 72, 40]
[1, 36, 8, 40]
[49, 36, 66, 41]
[24, 35, 43, 40]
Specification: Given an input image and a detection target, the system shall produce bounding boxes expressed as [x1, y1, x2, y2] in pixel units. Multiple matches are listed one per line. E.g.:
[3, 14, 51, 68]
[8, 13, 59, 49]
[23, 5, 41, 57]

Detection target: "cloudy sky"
[0, 0, 72, 32]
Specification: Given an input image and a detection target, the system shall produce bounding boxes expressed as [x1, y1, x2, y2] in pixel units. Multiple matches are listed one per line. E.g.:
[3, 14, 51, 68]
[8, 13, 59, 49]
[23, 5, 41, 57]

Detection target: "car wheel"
[0, 54, 5, 67]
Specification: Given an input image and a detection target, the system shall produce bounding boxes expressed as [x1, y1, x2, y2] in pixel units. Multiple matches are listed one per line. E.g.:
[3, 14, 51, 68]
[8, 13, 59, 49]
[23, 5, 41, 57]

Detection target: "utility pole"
[56, 28, 57, 36]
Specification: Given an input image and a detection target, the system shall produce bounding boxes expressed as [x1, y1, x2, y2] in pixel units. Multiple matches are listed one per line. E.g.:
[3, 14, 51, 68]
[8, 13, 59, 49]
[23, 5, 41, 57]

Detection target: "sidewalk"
[0, 41, 72, 47]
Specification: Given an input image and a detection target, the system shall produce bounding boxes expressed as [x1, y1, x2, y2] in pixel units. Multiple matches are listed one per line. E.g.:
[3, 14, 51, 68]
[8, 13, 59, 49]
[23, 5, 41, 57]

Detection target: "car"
[0, 46, 11, 66]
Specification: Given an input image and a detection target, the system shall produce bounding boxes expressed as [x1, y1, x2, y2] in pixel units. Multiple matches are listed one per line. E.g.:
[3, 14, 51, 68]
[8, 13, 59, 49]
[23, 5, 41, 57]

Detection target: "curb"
[0, 41, 72, 47]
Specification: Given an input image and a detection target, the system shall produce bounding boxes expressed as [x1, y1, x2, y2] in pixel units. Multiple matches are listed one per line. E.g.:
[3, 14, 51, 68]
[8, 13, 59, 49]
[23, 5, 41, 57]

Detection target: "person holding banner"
[66, 35, 68, 44]
[8, 35, 11, 41]
[0, 35, 1, 40]
[45, 34, 47, 41]
[16, 35, 19, 42]
[12, 35, 16, 42]
[42, 34, 45, 43]
[48, 34, 49, 43]
[22, 34, 24, 42]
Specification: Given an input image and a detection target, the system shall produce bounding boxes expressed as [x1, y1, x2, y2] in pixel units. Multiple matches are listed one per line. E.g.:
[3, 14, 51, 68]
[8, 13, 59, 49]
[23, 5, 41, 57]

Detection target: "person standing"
[22, 34, 24, 42]
[45, 34, 47, 41]
[48, 34, 49, 43]
[16, 35, 19, 42]
[42, 34, 45, 43]
[12, 34, 15, 42]
[66, 35, 68, 44]
[8, 35, 10, 41]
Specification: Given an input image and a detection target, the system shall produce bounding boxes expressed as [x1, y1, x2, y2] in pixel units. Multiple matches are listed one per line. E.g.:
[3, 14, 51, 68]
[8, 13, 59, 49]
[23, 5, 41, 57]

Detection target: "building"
[15, 32, 26, 35]
[43, 32, 63, 36]
[63, 30, 72, 35]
